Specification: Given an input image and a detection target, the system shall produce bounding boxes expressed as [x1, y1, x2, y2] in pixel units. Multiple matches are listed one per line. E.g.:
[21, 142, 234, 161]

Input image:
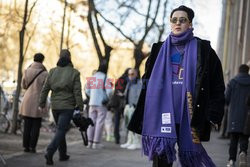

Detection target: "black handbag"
[72, 110, 94, 146]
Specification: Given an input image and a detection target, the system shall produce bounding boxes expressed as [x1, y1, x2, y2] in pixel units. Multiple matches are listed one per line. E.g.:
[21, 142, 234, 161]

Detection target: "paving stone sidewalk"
[1, 130, 250, 167]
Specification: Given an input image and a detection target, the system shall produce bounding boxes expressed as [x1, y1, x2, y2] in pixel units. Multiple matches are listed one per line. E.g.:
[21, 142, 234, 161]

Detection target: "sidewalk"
[0, 124, 83, 158]
[1, 130, 250, 167]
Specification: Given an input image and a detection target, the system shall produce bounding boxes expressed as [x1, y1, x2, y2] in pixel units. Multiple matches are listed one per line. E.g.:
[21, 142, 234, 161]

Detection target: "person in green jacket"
[39, 49, 83, 165]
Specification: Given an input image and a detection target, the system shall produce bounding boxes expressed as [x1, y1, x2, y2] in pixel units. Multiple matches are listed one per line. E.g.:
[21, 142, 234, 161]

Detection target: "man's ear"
[189, 23, 193, 28]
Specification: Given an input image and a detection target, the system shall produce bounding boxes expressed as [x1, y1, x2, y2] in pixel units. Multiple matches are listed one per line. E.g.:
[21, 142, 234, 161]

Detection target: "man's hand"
[210, 121, 219, 131]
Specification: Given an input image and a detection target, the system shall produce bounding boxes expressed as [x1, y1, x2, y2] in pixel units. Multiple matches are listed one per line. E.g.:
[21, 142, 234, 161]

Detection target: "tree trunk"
[60, 0, 67, 52]
[11, 0, 29, 134]
[134, 44, 145, 70]
[87, 0, 112, 73]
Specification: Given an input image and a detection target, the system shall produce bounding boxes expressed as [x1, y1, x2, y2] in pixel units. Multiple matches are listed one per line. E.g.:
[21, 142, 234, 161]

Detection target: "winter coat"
[19, 62, 48, 118]
[124, 79, 142, 107]
[85, 72, 113, 106]
[225, 73, 250, 134]
[244, 96, 250, 135]
[107, 76, 129, 113]
[128, 38, 225, 141]
[39, 63, 83, 111]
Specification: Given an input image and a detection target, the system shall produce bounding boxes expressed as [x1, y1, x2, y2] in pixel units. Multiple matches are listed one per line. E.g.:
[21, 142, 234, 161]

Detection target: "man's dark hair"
[239, 64, 249, 73]
[33, 53, 44, 63]
[170, 5, 195, 23]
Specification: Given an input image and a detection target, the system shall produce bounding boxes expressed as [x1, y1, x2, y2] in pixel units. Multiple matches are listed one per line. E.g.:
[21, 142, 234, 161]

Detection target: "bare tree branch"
[94, 11, 108, 48]
[26, 0, 38, 24]
[145, 0, 152, 30]
[158, 0, 168, 41]
[140, 0, 161, 45]
[87, 0, 103, 61]
[66, 9, 72, 49]
[23, 18, 39, 56]
[60, 0, 67, 51]
[119, 4, 147, 18]
[96, 9, 135, 45]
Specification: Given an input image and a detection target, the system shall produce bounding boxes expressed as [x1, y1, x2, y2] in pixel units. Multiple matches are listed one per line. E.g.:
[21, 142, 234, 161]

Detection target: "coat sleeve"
[208, 48, 225, 124]
[73, 71, 84, 111]
[22, 71, 28, 90]
[39, 70, 52, 108]
[225, 79, 234, 105]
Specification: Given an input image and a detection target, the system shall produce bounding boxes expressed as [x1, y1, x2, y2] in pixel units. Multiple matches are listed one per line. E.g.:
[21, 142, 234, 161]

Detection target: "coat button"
[201, 88, 204, 91]
[197, 104, 200, 107]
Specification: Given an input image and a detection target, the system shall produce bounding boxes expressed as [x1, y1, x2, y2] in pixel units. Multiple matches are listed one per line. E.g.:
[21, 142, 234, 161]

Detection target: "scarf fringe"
[179, 146, 216, 167]
[142, 135, 177, 163]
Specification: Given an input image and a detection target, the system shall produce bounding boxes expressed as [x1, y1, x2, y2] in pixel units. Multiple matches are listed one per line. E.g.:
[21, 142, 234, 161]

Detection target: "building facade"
[218, 0, 250, 82]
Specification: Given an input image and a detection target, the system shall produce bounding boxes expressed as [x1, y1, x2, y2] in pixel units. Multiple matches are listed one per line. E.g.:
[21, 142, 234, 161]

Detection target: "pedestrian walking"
[226, 64, 250, 167]
[108, 68, 130, 144]
[128, 5, 225, 167]
[39, 49, 84, 165]
[19, 53, 48, 153]
[85, 65, 112, 149]
[120, 68, 142, 150]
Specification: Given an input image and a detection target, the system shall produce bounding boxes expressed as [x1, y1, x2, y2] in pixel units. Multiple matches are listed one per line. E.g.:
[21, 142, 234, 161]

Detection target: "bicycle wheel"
[0, 113, 10, 133]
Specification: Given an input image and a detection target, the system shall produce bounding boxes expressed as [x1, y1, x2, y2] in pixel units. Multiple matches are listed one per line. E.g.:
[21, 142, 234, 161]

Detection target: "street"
[2, 131, 250, 167]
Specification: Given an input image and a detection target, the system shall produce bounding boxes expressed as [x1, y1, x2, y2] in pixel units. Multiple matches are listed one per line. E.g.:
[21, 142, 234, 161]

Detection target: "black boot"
[23, 148, 30, 152]
[59, 154, 70, 161]
[45, 153, 53, 165]
[30, 148, 36, 153]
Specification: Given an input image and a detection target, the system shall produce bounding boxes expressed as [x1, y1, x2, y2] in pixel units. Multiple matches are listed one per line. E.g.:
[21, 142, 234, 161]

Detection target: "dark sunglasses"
[128, 73, 135, 76]
[170, 17, 189, 24]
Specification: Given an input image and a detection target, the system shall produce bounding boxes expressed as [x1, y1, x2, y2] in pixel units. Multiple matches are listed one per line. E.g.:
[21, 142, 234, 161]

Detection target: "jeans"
[229, 132, 249, 161]
[113, 108, 122, 144]
[23, 116, 42, 149]
[47, 109, 73, 157]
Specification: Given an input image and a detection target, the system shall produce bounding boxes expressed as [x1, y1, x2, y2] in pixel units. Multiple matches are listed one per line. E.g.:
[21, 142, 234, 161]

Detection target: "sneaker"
[227, 160, 235, 167]
[92, 143, 104, 149]
[120, 142, 132, 148]
[86, 143, 92, 149]
[239, 152, 247, 167]
[127, 143, 141, 150]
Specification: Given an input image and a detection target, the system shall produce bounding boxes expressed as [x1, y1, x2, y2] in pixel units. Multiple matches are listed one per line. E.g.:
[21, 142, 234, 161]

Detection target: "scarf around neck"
[142, 28, 215, 166]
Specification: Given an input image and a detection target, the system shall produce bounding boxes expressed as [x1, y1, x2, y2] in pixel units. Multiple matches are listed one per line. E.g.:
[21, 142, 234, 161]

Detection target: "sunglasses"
[128, 73, 135, 76]
[170, 17, 189, 24]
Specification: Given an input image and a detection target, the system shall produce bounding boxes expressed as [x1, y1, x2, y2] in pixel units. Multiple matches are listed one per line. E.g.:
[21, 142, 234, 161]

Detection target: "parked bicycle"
[0, 89, 10, 133]
[0, 88, 23, 134]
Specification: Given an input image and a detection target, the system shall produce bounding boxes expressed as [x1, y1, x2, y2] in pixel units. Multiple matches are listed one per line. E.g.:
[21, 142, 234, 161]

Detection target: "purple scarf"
[142, 28, 215, 166]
